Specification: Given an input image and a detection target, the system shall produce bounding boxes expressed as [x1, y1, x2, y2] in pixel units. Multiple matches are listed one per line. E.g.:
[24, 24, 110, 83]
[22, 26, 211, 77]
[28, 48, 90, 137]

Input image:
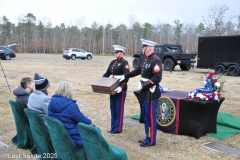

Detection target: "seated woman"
[48, 81, 100, 147]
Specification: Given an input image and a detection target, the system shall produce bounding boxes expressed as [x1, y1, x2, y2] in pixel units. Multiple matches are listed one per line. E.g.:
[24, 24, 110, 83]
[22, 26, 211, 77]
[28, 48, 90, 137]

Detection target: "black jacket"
[125, 53, 162, 101]
[103, 58, 130, 90]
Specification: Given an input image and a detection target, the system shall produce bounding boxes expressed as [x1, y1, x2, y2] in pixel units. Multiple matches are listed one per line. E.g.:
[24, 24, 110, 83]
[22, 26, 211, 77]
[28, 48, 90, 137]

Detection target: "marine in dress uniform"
[117, 39, 162, 147]
[103, 45, 130, 134]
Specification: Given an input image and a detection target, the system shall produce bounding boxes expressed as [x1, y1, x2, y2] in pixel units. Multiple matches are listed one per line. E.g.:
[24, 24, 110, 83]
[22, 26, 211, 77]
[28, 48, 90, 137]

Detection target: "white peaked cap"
[113, 45, 126, 53]
[140, 39, 157, 47]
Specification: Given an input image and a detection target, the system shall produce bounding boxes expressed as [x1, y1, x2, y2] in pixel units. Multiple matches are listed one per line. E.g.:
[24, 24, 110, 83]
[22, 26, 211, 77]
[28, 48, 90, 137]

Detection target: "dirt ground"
[0, 53, 240, 160]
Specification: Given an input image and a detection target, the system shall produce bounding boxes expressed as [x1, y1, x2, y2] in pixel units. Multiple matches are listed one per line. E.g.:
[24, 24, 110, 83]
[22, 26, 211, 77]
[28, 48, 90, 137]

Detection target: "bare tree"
[153, 20, 163, 44]
[128, 15, 138, 54]
[203, 5, 233, 36]
[182, 23, 197, 53]
[132, 22, 142, 53]
[161, 23, 172, 44]
[236, 15, 240, 34]
[60, 23, 66, 51]
[104, 23, 113, 54]
[225, 21, 236, 35]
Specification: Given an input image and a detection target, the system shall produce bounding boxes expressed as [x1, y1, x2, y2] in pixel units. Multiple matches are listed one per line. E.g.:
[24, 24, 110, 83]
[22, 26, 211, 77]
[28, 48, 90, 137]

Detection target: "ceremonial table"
[133, 90, 225, 139]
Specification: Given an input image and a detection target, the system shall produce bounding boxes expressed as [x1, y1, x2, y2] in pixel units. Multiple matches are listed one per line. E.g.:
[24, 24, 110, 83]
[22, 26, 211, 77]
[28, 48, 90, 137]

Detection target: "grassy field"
[0, 53, 240, 160]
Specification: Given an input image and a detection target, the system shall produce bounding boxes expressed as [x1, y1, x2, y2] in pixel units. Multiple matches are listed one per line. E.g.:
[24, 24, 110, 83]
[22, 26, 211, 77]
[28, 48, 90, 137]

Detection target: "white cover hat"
[140, 39, 157, 47]
[113, 45, 126, 53]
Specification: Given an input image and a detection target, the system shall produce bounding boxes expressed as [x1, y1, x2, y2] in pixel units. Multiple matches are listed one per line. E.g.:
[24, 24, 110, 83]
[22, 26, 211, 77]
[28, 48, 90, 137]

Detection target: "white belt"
[140, 78, 149, 81]
[139, 78, 156, 92]
[112, 75, 122, 78]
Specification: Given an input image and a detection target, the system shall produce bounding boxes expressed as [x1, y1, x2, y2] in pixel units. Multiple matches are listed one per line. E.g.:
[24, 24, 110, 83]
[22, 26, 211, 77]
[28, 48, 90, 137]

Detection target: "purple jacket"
[48, 95, 92, 147]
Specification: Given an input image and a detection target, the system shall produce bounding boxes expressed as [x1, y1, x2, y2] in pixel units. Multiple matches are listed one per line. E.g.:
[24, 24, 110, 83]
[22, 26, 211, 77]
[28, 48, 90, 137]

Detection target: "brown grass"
[0, 54, 240, 160]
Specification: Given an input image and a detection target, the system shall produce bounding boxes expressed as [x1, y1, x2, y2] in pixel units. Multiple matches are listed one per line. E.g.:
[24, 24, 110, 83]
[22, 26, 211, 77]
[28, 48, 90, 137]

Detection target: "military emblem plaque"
[91, 77, 120, 95]
[157, 96, 176, 127]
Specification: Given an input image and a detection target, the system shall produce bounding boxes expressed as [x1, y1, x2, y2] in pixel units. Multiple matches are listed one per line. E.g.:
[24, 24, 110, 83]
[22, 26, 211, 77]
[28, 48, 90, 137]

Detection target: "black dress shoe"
[138, 139, 145, 143]
[140, 142, 155, 147]
[111, 131, 121, 134]
[107, 130, 113, 133]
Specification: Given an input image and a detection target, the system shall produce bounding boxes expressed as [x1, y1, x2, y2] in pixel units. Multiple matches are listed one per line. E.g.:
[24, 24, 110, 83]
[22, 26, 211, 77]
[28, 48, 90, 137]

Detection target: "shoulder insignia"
[154, 64, 160, 72]
[125, 65, 129, 70]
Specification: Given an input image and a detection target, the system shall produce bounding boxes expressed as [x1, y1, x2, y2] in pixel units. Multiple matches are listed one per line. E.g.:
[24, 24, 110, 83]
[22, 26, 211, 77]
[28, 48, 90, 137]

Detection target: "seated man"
[13, 77, 35, 108]
[28, 73, 51, 125]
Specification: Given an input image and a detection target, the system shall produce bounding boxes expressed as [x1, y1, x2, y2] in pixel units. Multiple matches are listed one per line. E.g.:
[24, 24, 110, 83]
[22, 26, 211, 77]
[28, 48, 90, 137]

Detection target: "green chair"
[24, 108, 56, 160]
[77, 122, 128, 160]
[45, 115, 87, 160]
[9, 100, 37, 154]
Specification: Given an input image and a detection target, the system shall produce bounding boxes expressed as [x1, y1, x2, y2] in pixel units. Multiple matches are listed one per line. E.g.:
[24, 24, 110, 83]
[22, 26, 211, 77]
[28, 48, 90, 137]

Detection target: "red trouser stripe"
[175, 98, 180, 134]
[118, 91, 124, 132]
[150, 101, 154, 145]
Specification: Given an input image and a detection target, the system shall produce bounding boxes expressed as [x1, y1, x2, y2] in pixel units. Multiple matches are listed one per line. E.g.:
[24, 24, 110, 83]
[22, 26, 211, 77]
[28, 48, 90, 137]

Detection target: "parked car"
[63, 48, 93, 60]
[0, 44, 19, 60]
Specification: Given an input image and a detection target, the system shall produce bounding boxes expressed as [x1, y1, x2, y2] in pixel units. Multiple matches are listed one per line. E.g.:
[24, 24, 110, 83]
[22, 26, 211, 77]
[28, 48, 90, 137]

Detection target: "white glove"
[116, 75, 125, 82]
[138, 81, 142, 90]
[114, 87, 122, 93]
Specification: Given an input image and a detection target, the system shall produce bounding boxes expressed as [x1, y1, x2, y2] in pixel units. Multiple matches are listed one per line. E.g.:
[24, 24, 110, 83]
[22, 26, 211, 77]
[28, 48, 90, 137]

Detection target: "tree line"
[0, 5, 239, 55]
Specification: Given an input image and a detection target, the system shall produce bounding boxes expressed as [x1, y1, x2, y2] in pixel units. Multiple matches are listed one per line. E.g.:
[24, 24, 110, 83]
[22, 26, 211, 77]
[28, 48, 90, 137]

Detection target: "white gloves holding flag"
[116, 75, 125, 82]
[114, 87, 122, 93]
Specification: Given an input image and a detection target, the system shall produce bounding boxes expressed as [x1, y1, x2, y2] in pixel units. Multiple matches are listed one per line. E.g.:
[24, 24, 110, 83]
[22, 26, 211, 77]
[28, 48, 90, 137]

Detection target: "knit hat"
[34, 73, 50, 91]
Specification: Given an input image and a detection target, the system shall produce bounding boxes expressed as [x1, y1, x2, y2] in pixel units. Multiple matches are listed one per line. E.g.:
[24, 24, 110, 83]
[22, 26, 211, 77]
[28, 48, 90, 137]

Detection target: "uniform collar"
[117, 57, 123, 61]
[146, 52, 154, 59]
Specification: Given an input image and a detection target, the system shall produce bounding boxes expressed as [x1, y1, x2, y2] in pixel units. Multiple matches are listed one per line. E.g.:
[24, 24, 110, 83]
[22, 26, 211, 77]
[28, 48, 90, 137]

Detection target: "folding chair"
[45, 115, 87, 160]
[9, 100, 37, 154]
[24, 108, 56, 160]
[77, 122, 128, 160]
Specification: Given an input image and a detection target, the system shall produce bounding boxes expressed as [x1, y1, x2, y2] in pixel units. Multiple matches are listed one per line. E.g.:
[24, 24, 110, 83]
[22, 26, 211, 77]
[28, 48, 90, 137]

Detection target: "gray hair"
[55, 81, 73, 99]
[20, 77, 34, 89]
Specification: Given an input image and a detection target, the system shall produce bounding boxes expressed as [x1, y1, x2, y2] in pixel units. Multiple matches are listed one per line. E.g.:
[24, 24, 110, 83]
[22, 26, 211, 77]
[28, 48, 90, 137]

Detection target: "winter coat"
[48, 95, 92, 147]
[27, 90, 51, 125]
[13, 86, 31, 108]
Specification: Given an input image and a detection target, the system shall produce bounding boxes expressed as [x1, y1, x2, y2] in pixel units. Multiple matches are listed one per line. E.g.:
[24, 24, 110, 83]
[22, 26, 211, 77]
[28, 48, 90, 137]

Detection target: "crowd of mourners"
[13, 73, 100, 148]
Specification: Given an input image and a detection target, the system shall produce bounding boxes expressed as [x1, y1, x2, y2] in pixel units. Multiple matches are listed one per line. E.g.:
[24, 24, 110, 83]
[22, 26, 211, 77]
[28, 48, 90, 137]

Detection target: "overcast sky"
[0, 0, 239, 28]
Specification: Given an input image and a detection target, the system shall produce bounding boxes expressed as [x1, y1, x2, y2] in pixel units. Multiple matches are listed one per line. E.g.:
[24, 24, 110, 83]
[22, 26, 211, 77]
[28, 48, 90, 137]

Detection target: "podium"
[91, 77, 119, 95]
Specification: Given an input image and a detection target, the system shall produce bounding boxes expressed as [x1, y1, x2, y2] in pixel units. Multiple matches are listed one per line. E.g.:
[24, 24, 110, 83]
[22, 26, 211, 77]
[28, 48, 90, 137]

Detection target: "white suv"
[63, 48, 93, 60]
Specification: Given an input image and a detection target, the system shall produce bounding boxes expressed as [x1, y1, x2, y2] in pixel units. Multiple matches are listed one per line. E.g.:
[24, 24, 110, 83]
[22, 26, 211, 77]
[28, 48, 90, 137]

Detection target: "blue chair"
[9, 100, 37, 154]
[24, 108, 56, 160]
[45, 115, 87, 160]
[77, 122, 128, 160]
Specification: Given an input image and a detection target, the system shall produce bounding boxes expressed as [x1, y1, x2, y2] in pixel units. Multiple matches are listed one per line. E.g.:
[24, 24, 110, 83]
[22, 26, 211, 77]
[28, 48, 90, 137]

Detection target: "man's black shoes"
[138, 140, 156, 147]
[138, 139, 145, 143]
[107, 130, 121, 134]
[107, 130, 113, 133]
[111, 131, 121, 134]
[140, 142, 155, 147]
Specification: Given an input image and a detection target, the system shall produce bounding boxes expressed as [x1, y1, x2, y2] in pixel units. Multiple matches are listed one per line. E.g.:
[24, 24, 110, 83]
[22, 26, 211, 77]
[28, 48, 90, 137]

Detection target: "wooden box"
[91, 77, 120, 95]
